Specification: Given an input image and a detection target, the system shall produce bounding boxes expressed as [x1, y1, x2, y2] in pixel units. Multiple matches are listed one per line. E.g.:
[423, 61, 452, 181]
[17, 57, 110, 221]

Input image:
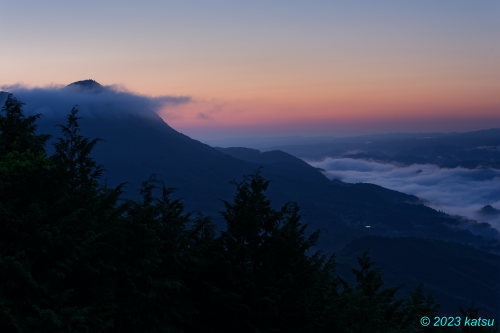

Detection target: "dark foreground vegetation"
[0, 95, 496, 332]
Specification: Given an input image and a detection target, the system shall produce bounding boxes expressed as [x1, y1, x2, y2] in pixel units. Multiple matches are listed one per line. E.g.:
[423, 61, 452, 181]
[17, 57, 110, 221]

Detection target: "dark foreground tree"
[216, 173, 334, 332]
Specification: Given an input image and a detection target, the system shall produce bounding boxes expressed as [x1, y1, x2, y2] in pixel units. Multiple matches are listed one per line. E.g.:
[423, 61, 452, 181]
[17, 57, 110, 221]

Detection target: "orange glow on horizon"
[160, 90, 500, 131]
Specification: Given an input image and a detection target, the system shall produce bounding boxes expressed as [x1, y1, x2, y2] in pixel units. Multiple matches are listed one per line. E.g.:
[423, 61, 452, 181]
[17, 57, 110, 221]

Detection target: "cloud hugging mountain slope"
[1, 80, 190, 119]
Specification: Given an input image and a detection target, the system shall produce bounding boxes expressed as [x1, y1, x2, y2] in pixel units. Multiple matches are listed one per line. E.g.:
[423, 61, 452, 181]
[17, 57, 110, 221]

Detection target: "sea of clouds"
[308, 158, 500, 230]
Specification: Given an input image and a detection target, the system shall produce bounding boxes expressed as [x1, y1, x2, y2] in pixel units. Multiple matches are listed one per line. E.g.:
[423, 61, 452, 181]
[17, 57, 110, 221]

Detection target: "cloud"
[0, 82, 191, 120]
[309, 157, 500, 230]
[159, 99, 227, 123]
[197, 112, 210, 120]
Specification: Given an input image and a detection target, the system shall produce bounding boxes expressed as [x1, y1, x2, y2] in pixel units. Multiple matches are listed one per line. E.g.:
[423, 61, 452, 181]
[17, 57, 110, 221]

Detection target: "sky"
[1, 0, 499, 141]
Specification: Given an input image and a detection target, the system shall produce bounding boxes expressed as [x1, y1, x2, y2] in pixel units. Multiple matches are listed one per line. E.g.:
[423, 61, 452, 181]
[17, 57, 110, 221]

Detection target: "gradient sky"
[1, 0, 499, 141]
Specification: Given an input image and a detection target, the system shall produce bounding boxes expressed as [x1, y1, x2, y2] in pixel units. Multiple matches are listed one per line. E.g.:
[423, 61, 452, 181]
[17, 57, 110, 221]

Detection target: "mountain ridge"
[15, 83, 495, 252]
[4, 83, 500, 313]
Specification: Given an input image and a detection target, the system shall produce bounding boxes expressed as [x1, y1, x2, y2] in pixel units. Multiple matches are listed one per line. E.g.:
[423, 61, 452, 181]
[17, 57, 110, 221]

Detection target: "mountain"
[338, 236, 500, 314]
[16, 81, 500, 250]
[35, 110, 500, 252]
[479, 205, 500, 217]
[5, 80, 500, 313]
[66, 79, 105, 91]
[270, 129, 500, 169]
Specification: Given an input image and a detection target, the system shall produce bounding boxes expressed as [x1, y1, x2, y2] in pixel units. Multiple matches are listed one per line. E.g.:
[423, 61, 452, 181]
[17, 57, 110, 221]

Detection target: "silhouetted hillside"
[338, 236, 500, 315]
[33, 109, 500, 252]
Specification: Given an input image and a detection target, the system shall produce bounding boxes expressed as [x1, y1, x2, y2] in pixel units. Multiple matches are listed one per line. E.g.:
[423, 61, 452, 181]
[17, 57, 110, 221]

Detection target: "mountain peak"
[66, 79, 104, 91]
[479, 204, 500, 216]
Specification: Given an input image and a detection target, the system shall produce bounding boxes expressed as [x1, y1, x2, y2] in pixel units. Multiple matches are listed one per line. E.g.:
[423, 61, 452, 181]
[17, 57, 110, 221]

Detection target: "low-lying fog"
[308, 158, 500, 230]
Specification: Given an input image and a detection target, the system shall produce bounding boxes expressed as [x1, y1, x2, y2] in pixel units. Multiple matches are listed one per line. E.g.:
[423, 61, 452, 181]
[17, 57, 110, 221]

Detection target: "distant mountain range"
[3, 80, 500, 314]
[269, 129, 500, 169]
